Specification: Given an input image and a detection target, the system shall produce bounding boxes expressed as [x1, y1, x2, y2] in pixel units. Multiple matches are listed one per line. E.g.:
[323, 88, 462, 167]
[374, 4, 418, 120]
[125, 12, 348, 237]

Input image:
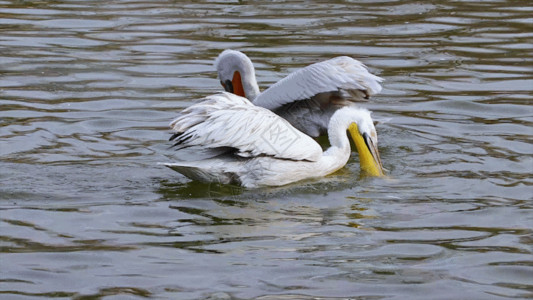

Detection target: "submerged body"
[164, 93, 383, 188]
[215, 50, 383, 137]
[166, 152, 347, 188]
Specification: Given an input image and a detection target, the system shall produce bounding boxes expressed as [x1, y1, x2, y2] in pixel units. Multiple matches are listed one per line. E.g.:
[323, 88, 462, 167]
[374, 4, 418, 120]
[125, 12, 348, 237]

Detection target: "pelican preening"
[215, 49, 383, 137]
[163, 93, 383, 188]
[162, 50, 385, 187]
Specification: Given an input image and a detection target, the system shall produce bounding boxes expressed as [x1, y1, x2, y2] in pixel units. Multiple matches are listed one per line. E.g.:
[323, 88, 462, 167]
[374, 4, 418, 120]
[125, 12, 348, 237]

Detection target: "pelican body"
[215, 50, 383, 137]
[164, 93, 383, 188]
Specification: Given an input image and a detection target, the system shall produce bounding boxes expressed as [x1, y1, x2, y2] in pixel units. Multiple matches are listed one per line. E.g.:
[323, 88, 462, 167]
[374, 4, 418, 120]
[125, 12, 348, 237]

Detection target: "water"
[1, 0, 532, 299]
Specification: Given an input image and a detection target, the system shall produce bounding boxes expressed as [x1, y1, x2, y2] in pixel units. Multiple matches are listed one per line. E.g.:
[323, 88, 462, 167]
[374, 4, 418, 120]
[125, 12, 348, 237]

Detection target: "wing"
[169, 92, 322, 162]
[253, 56, 383, 111]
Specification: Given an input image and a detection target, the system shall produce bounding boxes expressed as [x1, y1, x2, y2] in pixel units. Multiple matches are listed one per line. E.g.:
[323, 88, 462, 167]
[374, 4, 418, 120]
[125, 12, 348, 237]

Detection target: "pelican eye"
[224, 80, 233, 93]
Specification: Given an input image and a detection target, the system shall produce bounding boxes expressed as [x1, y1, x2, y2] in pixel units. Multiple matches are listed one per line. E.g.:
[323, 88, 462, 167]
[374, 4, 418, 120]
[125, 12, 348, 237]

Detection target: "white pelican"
[215, 50, 383, 137]
[163, 92, 383, 188]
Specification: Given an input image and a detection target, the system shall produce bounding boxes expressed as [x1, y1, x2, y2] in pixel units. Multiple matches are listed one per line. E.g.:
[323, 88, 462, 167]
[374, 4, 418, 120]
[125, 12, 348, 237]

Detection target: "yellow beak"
[348, 123, 384, 177]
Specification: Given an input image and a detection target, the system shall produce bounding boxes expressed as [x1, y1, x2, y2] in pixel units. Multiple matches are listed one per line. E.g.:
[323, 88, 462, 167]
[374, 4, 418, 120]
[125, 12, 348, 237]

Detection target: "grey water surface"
[1, 0, 532, 299]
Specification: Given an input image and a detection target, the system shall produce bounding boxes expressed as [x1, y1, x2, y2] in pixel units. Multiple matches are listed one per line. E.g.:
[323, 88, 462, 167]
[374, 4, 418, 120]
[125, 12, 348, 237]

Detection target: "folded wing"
[170, 92, 322, 162]
[254, 56, 383, 111]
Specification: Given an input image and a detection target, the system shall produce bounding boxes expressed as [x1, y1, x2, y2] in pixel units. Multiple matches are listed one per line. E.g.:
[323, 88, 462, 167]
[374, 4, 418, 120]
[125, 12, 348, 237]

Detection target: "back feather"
[170, 92, 322, 162]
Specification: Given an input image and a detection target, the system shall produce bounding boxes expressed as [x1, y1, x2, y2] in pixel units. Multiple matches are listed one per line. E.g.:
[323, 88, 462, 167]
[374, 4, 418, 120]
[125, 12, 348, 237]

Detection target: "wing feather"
[170, 92, 322, 162]
[254, 56, 383, 110]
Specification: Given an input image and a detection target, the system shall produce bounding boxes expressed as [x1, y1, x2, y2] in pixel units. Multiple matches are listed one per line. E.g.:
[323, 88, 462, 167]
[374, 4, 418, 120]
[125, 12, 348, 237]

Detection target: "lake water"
[1, 0, 532, 299]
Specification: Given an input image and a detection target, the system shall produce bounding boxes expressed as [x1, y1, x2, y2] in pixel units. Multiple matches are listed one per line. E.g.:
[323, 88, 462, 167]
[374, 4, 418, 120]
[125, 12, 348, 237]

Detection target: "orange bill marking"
[232, 71, 245, 97]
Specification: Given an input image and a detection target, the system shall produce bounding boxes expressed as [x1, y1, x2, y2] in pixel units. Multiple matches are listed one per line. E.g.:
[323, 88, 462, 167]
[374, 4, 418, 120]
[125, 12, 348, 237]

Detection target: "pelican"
[215, 50, 383, 137]
[163, 92, 384, 188]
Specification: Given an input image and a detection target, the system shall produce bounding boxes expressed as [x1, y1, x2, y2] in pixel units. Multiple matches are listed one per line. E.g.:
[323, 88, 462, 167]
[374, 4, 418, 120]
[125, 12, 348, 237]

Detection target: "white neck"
[317, 107, 370, 175]
[215, 50, 261, 101]
[327, 108, 363, 151]
[241, 69, 260, 100]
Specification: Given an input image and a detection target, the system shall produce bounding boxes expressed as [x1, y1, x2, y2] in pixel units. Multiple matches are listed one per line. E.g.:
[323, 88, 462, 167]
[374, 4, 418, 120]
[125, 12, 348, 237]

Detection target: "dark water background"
[1, 0, 532, 299]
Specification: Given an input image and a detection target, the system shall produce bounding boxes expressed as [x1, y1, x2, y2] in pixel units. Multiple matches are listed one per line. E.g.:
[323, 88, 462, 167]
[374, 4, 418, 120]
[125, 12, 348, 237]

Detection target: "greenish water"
[1, 0, 532, 299]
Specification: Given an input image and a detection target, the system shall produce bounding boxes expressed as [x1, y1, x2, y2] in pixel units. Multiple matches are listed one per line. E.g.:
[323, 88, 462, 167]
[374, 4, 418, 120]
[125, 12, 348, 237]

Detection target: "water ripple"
[1, 0, 532, 299]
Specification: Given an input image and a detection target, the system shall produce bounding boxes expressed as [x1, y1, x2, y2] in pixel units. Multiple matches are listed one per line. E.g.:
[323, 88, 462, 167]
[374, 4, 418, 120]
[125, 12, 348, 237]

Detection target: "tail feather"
[161, 161, 240, 185]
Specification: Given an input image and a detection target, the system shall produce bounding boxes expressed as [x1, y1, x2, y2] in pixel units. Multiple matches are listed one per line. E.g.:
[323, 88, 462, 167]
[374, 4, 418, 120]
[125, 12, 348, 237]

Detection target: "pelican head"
[329, 106, 384, 177]
[214, 50, 260, 100]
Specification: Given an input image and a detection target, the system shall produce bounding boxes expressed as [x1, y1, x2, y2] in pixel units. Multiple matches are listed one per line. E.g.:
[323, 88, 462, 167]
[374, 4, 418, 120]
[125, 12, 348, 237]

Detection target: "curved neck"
[323, 107, 369, 166]
[216, 50, 261, 101]
[315, 109, 356, 174]
[240, 70, 260, 100]
[327, 113, 355, 153]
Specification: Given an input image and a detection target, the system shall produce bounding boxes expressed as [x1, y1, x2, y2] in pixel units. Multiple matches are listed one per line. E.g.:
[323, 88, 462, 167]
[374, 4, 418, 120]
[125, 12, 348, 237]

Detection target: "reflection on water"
[1, 0, 532, 299]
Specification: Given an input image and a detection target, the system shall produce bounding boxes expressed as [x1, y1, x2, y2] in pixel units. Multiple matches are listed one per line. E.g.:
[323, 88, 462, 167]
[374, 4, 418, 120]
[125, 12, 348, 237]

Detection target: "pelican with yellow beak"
[215, 50, 383, 137]
[163, 93, 383, 188]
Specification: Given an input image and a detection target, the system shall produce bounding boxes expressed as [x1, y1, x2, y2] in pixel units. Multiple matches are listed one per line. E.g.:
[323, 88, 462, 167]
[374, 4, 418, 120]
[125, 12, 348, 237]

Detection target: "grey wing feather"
[254, 56, 383, 111]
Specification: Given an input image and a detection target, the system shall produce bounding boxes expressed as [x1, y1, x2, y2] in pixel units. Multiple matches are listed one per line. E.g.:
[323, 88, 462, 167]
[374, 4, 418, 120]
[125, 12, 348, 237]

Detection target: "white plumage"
[255, 56, 383, 110]
[169, 92, 322, 162]
[215, 50, 383, 137]
[164, 92, 383, 188]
